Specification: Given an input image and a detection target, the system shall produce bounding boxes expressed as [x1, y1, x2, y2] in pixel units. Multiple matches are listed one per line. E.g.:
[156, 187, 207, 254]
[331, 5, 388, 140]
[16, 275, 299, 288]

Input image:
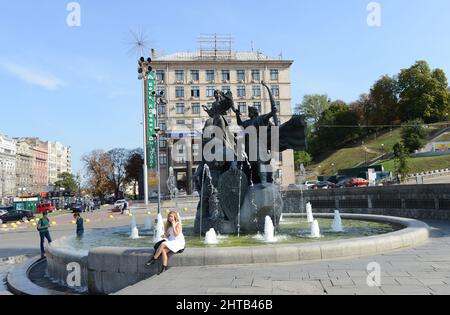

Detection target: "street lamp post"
[138, 57, 152, 206]
[381, 144, 385, 159]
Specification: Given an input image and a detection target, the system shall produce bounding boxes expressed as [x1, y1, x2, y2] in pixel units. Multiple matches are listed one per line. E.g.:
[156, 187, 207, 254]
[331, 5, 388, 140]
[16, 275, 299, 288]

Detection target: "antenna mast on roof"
[198, 33, 233, 60]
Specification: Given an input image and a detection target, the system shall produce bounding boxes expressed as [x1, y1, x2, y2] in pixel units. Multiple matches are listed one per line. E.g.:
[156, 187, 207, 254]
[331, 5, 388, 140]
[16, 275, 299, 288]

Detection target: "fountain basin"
[46, 213, 430, 295]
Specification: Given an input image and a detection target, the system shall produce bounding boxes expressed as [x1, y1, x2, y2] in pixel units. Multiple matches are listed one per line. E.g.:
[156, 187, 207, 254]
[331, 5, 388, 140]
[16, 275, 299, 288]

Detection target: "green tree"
[54, 172, 78, 193]
[316, 101, 361, 150]
[397, 61, 449, 123]
[295, 94, 330, 126]
[393, 142, 410, 179]
[294, 151, 313, 169]
[401, 119, 427, 153]
[369, 75, 400, 125]
[125, 148, 144, 200]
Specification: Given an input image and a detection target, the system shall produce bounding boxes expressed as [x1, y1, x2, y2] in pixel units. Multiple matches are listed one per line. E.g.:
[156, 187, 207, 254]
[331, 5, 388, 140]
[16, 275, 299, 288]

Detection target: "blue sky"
[1, 0, 450, 174]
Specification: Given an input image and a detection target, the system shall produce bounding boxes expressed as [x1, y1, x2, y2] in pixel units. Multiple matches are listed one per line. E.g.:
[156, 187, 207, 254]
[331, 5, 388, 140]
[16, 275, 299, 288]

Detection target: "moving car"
[0, 208, 34, 224]
[37, 202, 56, 214]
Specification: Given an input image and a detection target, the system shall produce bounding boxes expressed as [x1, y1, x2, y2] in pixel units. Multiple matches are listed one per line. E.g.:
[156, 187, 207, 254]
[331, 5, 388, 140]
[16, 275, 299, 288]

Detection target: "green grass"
[309, 126, 445, 178]
[434, 133, 450, 142]
[381, 155, 450, 174]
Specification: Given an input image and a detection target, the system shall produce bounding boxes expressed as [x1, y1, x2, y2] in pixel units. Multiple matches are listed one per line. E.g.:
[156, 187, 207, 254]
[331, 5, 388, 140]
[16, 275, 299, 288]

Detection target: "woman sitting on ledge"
[146, 211, 186, 274]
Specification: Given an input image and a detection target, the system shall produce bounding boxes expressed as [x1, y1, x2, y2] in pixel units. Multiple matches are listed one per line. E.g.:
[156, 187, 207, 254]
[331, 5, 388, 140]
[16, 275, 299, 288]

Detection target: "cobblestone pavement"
[116, 220, 450, 295]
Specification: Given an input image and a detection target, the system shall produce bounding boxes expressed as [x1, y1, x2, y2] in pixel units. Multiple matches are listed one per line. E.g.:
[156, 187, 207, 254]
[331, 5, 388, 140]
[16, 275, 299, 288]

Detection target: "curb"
[7, 257, 50, 295]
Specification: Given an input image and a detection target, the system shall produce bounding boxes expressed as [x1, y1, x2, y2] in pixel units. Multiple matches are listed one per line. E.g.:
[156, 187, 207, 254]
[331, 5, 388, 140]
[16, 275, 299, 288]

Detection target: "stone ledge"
[47, 214, 431, 295]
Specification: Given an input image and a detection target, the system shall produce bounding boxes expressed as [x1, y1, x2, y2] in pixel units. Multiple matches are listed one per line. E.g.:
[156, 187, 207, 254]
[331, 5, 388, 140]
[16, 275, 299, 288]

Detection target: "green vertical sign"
[147, 71, 157, 169]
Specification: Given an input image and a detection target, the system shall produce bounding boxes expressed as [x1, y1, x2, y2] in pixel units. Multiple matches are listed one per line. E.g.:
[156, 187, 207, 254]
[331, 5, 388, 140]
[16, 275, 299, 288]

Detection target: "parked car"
[305, 181, 318, 189]
[37, 202, 56, 214]
[0, 208, 34, 224]
[311, 181, 336, 190]
[350, 178, 369, 187]
[336, 178, 353, 188]
[0, 207, 11, 217]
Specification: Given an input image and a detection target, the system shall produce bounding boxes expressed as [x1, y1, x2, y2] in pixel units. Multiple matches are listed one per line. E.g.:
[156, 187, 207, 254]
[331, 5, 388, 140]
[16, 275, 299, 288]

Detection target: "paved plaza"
[115, 220, 450, 295]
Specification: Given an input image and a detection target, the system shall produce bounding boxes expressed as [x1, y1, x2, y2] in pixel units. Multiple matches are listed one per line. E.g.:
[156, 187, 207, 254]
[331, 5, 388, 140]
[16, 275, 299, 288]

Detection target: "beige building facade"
[47, 141, 72, 185]
[0, 134, 17, 200]
[151, 50, 296, 194]
[15, 140, 33, 194]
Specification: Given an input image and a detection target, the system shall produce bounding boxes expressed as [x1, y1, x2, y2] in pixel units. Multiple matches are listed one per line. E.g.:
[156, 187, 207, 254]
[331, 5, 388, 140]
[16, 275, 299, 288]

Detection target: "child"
[37, 212, 52, 258]
[74, 213, 84, 237]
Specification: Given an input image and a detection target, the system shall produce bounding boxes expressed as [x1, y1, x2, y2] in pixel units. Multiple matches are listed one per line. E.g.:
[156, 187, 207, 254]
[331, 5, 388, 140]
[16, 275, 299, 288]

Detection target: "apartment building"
[0, 133, 17, 200]
[151, 48, 296, 194]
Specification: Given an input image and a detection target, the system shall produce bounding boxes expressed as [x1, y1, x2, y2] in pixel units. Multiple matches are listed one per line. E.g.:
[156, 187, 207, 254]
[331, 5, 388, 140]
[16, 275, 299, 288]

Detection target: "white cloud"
[0, 62, 66, 90]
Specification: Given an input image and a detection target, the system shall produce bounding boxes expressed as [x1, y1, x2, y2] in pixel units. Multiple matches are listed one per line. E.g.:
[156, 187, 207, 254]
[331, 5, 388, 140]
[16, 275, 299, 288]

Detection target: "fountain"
[130, 216, 140, 240]
[154, 213, 165, 243]
[193, 87, 307, 235]
[144, 215, 153, 231]
[205, 228, 219, 245]
[306, 202, 314, 223]
[310, 219, 321, 238]
[264, 216, 275, 243]
[332, 210, 344, 232]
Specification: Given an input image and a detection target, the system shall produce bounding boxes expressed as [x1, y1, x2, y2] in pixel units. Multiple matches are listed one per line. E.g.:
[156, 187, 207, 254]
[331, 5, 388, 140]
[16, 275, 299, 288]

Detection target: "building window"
[271, 85, 280, 97]
[237, 85, 246, 97]
[238, 102, 247, 114]
[191, 70, 199, 81]
[175, 86, 184, 98]
[253, 102, 262, 113]
[159, 139, 167, 149]
[222, 70, 230, 82]
[252, 86, 261, 97]
[270, 69, 279, 81]
[222, 86, 231, 94]
[252, 70, 260, 81]
[206, 86, 216, 97]
[158, 104, 166, 115]
[157, 86, 166, 96]
[176, 103, 185, 114]
[206, 70, 215, 81]
[275, 101, 281, 112]
[160, 153, 167, 165]
[192, 103, 201, 115]
[175, 70, 184, 82]
[156, 70, 165, 82]
[237, 70, 245, 81]
[176, 120, 186, 125]
[191, 86, 200, 98]
[193, 144, 200, 158]
[159, 121, 167, 131]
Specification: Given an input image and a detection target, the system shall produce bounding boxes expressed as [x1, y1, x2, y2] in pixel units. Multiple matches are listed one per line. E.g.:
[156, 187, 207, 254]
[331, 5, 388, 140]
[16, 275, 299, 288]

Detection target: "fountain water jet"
[306, 202, 314, 223]
[310, 219, 321, 238]
[145, 216, 153, 231]
[332, 210, 344, 232]
[205, 228, 219, 245]
[130, 216, 140, 239]
[264, 216, 275, 243]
